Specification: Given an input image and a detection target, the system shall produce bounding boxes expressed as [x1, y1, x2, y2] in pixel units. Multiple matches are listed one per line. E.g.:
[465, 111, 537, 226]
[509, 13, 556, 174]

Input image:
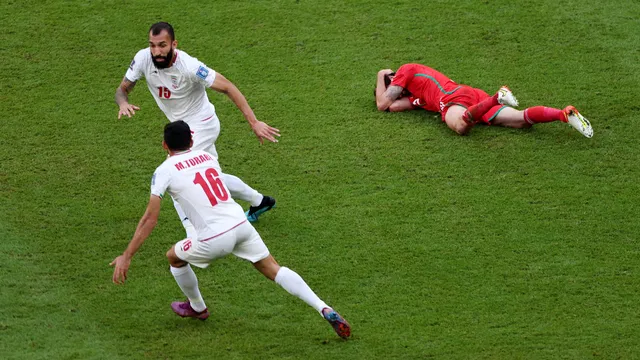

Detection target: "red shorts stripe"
[199, 220, 248, 243]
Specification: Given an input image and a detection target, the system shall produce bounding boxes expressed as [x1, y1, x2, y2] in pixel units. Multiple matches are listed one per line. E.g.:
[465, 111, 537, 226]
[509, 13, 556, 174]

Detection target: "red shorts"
[439, 86, 506, 124]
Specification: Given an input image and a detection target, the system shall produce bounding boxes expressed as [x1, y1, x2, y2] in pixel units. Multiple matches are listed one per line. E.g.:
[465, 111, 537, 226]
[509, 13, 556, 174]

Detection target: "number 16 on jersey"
[193, 168, 229, 206]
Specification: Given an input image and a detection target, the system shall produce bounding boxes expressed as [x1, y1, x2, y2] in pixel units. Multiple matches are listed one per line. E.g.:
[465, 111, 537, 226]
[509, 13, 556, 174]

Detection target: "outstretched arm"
[210, 73, 280, 144]
[375, 70, 404, 111]
[115, 77, 140, 119]
[110, 195, 162, 284]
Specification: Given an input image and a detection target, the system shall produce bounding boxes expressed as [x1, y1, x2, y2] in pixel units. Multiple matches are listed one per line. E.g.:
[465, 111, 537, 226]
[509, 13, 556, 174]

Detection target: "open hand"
[110, 254, 131, 284]
[251, 120, 280, 144]
[118, 104, 140, 119]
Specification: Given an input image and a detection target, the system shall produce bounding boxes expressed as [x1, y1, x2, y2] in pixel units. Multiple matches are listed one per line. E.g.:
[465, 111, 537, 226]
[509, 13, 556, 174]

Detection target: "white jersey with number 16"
[151, 150, 246, 240]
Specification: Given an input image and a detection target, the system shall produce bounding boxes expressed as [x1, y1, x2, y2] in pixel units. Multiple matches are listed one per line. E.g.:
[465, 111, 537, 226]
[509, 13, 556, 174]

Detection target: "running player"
[110, 121, 351, 340]
[115, 22, 277, 241]
[375, 64, 593, 137]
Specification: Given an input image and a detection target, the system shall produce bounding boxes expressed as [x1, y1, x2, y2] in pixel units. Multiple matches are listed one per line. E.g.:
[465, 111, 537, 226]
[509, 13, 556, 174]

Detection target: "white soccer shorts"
[190, 114, 221, 159]
[174, 221, 270, 268]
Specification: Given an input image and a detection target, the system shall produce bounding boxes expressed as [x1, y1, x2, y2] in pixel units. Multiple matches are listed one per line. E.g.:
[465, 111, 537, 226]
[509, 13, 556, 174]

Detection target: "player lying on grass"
[375, 64, 593, 137]
[110, 121, 351, 340]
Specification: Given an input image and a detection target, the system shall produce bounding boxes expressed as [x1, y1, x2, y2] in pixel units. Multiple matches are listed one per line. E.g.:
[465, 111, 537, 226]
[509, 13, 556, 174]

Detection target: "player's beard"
[151, 47, 174, 69]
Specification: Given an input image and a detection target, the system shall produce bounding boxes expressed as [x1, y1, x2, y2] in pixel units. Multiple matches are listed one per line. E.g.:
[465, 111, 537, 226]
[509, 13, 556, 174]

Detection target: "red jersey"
[390, 64, 461, 113]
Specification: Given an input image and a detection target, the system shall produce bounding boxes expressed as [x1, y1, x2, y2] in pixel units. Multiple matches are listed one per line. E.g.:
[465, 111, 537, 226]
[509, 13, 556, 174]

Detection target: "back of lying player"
[110, 121, 351, 340]
[375, 63, 593, 138]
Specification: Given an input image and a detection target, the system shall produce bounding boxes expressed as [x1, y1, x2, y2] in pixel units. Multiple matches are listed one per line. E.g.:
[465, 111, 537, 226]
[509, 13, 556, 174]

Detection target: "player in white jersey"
[114, 22, 278, 240]
[110, 121, 351, 339]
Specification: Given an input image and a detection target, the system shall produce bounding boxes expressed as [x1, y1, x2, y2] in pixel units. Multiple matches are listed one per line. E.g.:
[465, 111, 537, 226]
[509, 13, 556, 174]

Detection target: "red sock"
[523, 106, 565, 124]
[462, 94, 499, 124]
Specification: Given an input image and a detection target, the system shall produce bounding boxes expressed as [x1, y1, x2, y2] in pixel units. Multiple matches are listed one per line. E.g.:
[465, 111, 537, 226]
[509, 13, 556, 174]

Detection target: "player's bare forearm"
[210, 74, 257, 124]
[115, 88, 129, 106]
[115, 78, 136, 106]
[123, 215, 156, 258]
[110, 196, 160, 284]
[377, 86, 403, 112]
[123, 196, 161, 258]
[230, 89, 259, 125]
[388, 97, 414, 112]
[211, 74, 279, 142]
[116, 78, 140, 119]
[376, 71, 401, 111]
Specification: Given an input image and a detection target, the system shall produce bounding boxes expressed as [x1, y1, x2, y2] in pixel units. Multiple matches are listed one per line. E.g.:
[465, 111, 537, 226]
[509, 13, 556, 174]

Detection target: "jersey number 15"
[158, 86, 172, 99]
[193, 168, 229, 206]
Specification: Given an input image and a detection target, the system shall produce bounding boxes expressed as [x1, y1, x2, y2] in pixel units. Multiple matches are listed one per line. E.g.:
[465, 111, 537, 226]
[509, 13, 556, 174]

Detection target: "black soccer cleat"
[245, 196, 276, 223]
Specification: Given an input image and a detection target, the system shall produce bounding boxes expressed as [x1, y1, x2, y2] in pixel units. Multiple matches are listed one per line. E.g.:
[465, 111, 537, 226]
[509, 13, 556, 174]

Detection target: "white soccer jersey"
[125, 49, 218, 125]
[150, 150, 246, 239]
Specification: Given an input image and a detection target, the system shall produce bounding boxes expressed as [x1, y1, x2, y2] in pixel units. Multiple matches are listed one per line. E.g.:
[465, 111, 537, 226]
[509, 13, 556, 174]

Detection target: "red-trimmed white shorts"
[174, 220, 269, 268]
[189, 114, 221, 159]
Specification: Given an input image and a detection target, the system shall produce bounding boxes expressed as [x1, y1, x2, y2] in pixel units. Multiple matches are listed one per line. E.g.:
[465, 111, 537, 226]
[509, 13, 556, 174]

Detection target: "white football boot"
[563, 106, 593, 138]
[497, 86, 519, 107]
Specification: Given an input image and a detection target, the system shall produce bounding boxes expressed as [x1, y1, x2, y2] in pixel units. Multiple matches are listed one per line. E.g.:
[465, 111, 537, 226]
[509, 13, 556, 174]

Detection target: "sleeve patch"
[129, 59, 135, 70]
[196, 66, 209, 80]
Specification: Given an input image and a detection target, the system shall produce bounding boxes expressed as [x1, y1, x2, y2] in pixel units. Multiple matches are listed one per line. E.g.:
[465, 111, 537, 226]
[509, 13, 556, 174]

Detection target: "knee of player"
[253, 255, 281, 281]
[520, 122, 533, 129]
[166, 246, 184, 266]
[455, 123, 471, 136]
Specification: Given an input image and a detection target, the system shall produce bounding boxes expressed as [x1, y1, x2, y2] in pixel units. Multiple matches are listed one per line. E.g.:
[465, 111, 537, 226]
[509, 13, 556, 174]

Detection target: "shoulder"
[133, 48, 151, 62]
[128, 48, 151, 75]
[177, 50, 213, 71]
[397, 63, 420, 75]
[176, 50, 215, 83]
[154, 160, 174, 176]
[175, 50, 198, 68]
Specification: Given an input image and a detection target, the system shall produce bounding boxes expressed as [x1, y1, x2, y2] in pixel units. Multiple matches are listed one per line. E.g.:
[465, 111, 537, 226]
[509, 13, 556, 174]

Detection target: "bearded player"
[375, 64, 593, 137]
[115, 22, 277, 241]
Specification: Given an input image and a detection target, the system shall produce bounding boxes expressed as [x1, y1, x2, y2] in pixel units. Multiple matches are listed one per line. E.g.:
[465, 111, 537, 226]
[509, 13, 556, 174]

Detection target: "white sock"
[274, 267, 328, 315]
[170, 265, 207, 312]
[172, 197, 198, 239]
[221, 173, 262, 206]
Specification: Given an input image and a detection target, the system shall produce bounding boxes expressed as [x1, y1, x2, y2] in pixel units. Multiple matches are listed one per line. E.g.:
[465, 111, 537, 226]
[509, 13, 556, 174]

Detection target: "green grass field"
[2, 0, 640, 358]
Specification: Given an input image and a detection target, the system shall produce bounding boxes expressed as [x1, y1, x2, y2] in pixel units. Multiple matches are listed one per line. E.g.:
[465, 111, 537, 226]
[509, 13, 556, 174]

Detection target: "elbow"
[376, 103, 389, 112]
[142, 213, 159, 228]
[388, 103, 404, 112]
[454, 124, 471, 136]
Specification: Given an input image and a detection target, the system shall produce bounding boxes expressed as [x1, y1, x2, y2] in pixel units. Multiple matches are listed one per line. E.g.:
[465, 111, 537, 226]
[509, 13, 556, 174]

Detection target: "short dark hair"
[373, 71, 397, 98]
[384, 72, 396, 88]
[164, 121, 191, 151]
[149, 22, 175, 41]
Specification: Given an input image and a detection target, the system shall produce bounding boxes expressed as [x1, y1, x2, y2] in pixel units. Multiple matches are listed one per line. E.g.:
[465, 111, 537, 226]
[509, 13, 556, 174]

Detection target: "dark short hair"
[164, 121, 191, 151]
[149, 22, 175, 41]
[373, 71, 397, 98]
[384, 72, 396, 88]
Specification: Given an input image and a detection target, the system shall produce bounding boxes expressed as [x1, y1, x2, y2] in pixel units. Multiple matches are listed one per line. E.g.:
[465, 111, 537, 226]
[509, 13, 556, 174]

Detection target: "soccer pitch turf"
[2, 0, 640, 359]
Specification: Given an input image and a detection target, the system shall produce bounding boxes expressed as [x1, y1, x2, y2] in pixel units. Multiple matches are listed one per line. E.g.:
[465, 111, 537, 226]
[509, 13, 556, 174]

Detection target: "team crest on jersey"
[129, 59, 135, 70]
[196, 66, 209, 80]
[171, 75, 179, 89]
